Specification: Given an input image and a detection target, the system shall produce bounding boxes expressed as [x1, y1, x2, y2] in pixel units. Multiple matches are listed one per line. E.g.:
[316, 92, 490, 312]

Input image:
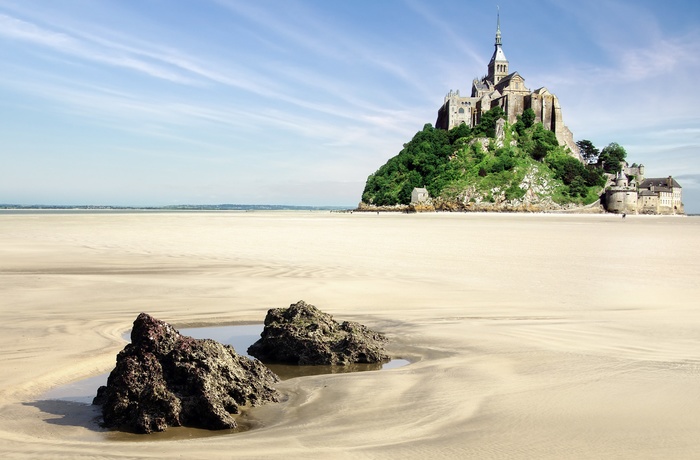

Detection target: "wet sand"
[0, 210, 699, 458]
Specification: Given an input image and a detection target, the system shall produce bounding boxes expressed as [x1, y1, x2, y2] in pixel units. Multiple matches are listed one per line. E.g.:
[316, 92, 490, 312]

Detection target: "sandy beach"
[0, 210, 699, 458]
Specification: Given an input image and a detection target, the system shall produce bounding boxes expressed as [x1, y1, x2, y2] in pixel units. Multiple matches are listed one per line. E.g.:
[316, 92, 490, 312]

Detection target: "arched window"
[458, 108, 465, 114]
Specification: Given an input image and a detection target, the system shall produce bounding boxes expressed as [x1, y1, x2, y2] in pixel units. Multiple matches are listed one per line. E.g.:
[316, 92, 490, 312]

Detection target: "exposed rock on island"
[93, 313, 280, 434]
[248, 300, 389, 365]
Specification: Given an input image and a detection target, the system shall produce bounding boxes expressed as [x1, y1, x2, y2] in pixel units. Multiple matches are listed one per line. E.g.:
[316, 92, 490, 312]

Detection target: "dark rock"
[247, 300, 389, 366]
[93, 313, 279, 434]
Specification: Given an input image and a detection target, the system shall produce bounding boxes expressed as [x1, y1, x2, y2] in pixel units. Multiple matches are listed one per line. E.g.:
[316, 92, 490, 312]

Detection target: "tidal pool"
[43, 324, 409, 404]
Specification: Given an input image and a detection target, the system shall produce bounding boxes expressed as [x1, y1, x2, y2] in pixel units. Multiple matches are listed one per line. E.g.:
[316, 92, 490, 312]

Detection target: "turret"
[615, 171, 628, 187]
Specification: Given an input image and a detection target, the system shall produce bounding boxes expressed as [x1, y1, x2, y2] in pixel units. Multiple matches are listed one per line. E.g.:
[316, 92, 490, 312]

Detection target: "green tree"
[521, 108, 535, 128]
[568, 176, 588, 198]
[398, 170, 424, 204]
[473, 106, 505, 138]
[362, 114, 615, 208]
[362, 123, 453, 205]
[583, 166, 606, 187]
[547, 153, 585, 185]
[599, 142, 627, 174]
[448, 123, 471, 143]
[514, 108, 536, 136]
[529, 124, 558, 161]
[576, 139, 600, 164]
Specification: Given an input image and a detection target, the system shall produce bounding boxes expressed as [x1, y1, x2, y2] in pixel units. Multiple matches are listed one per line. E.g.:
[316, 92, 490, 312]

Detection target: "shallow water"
[43, 324, 408, 404]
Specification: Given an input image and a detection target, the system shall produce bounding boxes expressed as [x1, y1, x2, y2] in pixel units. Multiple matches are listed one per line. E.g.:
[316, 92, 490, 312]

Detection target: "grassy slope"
[361, 120, 605, 208]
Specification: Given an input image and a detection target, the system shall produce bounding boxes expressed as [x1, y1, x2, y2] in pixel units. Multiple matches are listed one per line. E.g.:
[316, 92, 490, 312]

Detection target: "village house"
[411, 187, 430, 205]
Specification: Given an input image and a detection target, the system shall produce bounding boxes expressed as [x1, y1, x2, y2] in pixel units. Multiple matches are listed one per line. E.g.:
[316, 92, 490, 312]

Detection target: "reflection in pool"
[44, 324, 409, 404]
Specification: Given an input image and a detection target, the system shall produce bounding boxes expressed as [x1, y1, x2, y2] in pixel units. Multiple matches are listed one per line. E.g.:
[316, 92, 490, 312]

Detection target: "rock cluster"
[93, 313, 279, 434]
[248, 300, 389, 365]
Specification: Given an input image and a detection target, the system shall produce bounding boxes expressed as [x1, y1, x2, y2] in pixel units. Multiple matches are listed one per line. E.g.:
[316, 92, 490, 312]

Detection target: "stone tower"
[487, 12, 508, 85]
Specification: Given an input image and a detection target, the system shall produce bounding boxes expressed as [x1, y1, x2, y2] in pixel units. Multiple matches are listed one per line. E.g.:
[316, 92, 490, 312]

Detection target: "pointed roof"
[615, 170, 628, 187]
[495, 71, 524, 85]
[489, 10, 507, 65]
[495, 8, 502, 46]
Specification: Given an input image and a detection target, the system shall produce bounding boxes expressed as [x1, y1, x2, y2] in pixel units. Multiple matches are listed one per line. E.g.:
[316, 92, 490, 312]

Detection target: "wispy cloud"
[0, 13, 197, 84]
[614, 33, 700, 82]
[3, 0, 697, 208]
[213, 0, 435, 97]
[674, 174, 700, 188]
[0, 13, 71, 46]
[403, 0, 484, 67]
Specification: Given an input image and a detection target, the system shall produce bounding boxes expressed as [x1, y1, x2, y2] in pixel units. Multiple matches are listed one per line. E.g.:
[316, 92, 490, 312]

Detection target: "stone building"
[604, 171, 638, 214]
[625, 163, 645, 182]
[637, 176, 683, 214]
[411, 187, 430, 204]
[436, 14, 578, 157]
[604, 172, 684, 215]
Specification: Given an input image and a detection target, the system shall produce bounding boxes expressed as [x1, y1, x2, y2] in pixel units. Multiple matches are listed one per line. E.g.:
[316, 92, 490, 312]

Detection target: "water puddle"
[43, 323, 409, 405]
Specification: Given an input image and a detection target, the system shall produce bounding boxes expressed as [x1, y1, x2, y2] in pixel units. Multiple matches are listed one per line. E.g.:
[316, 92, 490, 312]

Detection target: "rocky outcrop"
[248, 301, 389, 365]
[433, 200, 603, 213]
[355, 202, 410, 212]
[358, 200, 603, 213]
[93, 313, 279, 434]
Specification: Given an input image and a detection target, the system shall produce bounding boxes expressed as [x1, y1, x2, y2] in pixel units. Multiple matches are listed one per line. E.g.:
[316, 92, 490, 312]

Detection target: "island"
[358, 15, 684, 215]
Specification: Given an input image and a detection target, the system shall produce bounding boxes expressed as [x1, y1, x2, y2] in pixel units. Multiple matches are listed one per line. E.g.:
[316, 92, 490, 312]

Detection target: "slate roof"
[638, 177, 682, 189]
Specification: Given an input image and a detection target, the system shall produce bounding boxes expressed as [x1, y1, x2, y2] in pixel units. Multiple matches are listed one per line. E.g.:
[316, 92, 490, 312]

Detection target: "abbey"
[436, 15, 577, 156]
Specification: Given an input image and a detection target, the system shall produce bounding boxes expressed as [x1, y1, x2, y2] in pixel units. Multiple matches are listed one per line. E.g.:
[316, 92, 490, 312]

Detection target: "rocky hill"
[359, 107, 609, 212]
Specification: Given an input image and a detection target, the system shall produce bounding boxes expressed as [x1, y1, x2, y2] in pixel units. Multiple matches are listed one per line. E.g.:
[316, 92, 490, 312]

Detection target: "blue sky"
[1, 0, 699, 211]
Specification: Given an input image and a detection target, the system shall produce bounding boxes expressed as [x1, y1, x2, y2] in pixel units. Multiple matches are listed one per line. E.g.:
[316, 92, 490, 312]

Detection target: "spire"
[495, 6, 502, 46]
[487, 7, 508, 84]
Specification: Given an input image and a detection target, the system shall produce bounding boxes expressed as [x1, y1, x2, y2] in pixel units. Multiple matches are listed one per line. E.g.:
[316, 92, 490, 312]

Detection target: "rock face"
[93, 313, 279, 434]
[247, 301, 389, 365]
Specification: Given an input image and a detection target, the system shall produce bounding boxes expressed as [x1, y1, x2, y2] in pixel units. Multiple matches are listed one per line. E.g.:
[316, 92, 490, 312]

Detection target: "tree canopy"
[599, 142, 627, 174]
[576, 139, 600, 164]
[361, 108, 613, 207]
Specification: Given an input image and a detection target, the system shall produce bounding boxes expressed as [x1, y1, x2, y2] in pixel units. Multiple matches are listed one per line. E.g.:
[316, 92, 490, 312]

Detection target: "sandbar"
[0, 211, 699, 458]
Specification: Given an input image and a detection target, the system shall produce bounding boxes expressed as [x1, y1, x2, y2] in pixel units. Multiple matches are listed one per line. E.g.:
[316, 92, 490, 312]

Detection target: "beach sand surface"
[0, 211, 699, 458]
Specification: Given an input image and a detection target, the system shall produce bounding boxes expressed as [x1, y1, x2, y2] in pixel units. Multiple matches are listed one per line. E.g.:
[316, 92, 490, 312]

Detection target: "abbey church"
[436, 15, 578, 157]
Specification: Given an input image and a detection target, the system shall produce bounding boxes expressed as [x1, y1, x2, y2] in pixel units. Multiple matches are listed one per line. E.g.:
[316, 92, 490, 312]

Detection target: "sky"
[1, 0, 700, 211]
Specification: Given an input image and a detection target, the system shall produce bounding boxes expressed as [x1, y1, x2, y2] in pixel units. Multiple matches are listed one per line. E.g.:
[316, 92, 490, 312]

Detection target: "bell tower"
[487, 10, 509, 84]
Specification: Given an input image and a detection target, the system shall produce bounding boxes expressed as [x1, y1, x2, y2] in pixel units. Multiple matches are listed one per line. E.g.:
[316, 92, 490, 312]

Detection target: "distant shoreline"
[0, 204, 352, 212]
[1, 207, 695, 217]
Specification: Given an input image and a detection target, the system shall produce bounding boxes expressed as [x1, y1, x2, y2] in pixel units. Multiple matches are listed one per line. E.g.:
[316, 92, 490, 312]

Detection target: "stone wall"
[605, 188, 638, 214]
[436, 90, 476, 130]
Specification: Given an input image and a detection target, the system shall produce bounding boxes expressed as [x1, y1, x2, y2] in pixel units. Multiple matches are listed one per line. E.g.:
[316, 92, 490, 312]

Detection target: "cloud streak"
[1, 0, 699, 209]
